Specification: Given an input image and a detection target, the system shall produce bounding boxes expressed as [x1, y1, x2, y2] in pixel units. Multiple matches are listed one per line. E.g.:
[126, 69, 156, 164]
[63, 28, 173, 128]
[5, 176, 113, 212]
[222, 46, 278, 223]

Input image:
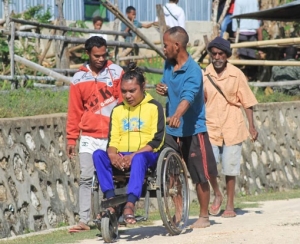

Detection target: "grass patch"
[138, 56, 164, 85]
[253, 87, 300, 103]
[1, 227, 100, 244]
[0, 57, 300, 119]
[3, 188, 300, 244]
[0, 88, 69, 118]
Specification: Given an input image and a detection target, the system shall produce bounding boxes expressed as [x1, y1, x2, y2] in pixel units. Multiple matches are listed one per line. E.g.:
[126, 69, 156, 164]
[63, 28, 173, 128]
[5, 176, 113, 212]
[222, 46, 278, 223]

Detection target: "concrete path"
[78, 198, 300, 244]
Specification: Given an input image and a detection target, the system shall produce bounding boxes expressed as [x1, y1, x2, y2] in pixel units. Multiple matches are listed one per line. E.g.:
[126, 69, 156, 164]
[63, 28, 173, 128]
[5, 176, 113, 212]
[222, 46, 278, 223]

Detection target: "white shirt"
[158, 3, 185, 29]
[89, 33, 108, 40]
[232, 0, 260, 33]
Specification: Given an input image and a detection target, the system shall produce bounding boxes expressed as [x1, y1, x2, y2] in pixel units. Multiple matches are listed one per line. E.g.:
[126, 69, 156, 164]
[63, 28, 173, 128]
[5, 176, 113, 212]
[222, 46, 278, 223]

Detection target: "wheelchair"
[93, 147, 190, 243]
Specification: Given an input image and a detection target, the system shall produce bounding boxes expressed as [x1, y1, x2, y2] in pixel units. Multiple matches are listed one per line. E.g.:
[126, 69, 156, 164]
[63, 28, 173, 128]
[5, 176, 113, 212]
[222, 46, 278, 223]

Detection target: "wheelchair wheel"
[156, 147, 190, 235]
[101, 212, 118, 243]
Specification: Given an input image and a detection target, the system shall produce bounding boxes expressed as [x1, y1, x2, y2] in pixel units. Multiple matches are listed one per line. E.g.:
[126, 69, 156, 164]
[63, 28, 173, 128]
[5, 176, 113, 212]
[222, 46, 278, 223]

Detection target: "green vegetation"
[1, 79, 300, 119]
[2, 188, 300, 244]
[253, 87, 300, 103]
[138, 56, 164, 85]
[0, 89, 69, 118]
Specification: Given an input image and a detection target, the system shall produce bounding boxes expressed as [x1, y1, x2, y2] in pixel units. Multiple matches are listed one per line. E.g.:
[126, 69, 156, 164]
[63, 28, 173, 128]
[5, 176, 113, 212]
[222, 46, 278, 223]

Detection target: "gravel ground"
[78, 198, 300, 244]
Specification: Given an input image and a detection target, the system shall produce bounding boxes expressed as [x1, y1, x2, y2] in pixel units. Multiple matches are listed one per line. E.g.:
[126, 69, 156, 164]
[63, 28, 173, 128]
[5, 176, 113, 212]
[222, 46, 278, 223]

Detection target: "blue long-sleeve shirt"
[162, 55, 207, 137]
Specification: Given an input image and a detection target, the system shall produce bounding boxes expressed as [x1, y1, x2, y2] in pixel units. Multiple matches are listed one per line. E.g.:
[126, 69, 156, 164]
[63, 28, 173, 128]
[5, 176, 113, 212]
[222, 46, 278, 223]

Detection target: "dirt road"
[79, 198, 300, 244]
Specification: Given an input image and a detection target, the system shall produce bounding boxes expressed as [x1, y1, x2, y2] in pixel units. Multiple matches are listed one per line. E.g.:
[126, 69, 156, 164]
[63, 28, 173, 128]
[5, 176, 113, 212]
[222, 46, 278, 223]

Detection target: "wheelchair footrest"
[135, 215, 147, 222]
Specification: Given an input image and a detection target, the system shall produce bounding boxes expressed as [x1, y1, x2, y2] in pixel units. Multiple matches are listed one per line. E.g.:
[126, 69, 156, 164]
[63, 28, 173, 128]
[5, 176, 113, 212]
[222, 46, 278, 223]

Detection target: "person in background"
[232, 0, 262, 80]
[90, 16, 108, 40]
[121, 6, 153, 43]
[271, 46, 300, 95]
[120, 6, 153, 60]
[232, 0, 261, 42]
[154, 0, 185, 29]
[93, 63, 165, 225]
[203, 37, 258, 218]
[156, 26, 220, 228]
[67, 36, 123, 232]
[218, 0, 235, 38]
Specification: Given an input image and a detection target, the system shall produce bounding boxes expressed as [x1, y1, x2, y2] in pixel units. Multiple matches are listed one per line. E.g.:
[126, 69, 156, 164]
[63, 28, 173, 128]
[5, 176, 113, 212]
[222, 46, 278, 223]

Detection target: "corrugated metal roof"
[0, 0, 212, 21]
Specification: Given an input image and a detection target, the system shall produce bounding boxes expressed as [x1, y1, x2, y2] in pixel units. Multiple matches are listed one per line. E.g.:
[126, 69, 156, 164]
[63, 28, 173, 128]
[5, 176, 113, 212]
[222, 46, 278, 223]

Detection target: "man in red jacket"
[66, 36, 124, 232]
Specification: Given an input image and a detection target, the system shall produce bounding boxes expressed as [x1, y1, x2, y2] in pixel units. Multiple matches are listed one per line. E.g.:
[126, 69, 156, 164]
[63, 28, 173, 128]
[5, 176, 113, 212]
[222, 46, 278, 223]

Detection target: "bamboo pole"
[100, 0, 166, 59]
[0, 75, 56, 81]
[68, 44, 84, 53]
[1, 30, 154, 49]
[248, 80, 300, 87]
[10, 17, 130, 36]
[231, 37, 300, 48]
[9, 22, 15, 81]
[39, 20, 57, 65]
[118, 55, 159, 61]
[202, 59, 300, 66]
[14, 55, 71, 85]
[113, 0, 120, 63]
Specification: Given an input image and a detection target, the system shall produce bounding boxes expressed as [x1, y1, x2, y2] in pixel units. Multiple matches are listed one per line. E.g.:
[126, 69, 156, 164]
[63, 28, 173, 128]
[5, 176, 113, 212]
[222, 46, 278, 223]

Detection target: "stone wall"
[238, 101, 300, 194]
[0, 114, 80, 238]
[0, 101, 300, 238]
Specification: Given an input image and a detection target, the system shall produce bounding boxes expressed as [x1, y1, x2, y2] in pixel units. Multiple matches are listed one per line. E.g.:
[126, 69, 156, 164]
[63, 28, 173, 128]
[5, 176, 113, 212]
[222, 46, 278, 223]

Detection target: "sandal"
[123, 205, 136, 224]
[68, 222, 90, 233]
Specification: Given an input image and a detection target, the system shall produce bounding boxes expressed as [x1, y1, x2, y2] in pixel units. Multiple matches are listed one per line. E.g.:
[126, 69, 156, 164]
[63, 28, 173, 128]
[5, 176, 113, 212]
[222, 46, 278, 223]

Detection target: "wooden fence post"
[55, 0, 70, 69]
[156, 4, 168, 48]
[113, 0, 120, 62]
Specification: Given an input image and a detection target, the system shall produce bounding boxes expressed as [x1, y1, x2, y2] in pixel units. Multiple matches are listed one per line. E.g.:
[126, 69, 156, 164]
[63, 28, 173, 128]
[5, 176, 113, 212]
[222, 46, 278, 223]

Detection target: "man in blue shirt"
[156, 26, 220, 228]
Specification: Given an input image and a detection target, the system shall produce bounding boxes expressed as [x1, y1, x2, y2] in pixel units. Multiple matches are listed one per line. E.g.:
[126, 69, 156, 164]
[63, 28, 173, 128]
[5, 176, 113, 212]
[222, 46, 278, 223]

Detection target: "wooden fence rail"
[1, 30, 154, 49]
[10, 17, 130, 36]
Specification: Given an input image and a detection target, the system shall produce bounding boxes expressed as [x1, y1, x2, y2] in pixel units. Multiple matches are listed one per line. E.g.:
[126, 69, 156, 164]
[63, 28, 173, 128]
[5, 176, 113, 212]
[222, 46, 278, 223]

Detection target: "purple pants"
[93, 149, 158, 204]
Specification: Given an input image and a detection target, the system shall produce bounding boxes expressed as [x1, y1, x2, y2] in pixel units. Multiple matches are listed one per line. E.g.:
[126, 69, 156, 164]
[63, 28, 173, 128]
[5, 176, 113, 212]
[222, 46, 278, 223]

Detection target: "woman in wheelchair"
[93, 62, 165, 224]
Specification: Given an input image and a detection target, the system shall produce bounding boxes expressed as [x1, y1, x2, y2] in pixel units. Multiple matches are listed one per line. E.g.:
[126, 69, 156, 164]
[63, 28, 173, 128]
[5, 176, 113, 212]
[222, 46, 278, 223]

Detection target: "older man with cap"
[203, 37, 258, 218]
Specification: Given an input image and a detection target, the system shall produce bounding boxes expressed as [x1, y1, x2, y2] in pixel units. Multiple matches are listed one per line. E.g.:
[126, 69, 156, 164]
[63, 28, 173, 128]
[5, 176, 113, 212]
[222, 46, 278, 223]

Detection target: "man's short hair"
[285, 46, 298, 59]
[126, 6, 136, 13]
[85, 36, 107, 52]
[165, 26, 189, 47]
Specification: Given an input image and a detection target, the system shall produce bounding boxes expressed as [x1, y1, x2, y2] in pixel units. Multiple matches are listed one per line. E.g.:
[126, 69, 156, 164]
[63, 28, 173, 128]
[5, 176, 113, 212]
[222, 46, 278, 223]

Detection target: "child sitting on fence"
[120, 6, 153, 59]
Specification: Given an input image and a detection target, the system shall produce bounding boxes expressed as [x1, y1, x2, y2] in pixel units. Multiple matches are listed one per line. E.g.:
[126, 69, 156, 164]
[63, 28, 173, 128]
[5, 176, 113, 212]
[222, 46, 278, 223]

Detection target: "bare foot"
[221, 210, 237, 218]
[209, 194, 223, 216]
[190, 216, 210, 228]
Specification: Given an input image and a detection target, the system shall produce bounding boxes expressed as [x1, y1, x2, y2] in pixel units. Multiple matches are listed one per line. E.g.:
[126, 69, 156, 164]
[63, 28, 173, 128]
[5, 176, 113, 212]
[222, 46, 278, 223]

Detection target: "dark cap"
[208, 37, 232, 58]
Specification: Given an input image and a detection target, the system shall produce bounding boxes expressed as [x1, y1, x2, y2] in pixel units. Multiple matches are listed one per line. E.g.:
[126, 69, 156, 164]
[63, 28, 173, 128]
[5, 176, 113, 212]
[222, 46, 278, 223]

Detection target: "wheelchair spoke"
[156, 147, 190, 236]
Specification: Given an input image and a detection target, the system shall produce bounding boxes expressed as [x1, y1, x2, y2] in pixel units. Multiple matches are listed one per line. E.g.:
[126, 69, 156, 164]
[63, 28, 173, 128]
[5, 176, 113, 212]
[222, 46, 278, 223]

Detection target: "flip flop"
[68, 222, 90, 233]
[209, 199, 223, 216]
[123, 205, 136, 224]
[221, 210, 237, 218]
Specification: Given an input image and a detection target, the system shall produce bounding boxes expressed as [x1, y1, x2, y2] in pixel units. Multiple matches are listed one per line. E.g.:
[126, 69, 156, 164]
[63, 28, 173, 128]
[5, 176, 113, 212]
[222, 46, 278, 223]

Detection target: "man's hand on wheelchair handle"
[167, 116, 181, 128]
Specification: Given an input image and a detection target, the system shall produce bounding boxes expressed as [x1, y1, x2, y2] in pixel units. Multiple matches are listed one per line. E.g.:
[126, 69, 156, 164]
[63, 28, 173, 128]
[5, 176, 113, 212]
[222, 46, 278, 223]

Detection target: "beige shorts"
[212, 143, 242, 176]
